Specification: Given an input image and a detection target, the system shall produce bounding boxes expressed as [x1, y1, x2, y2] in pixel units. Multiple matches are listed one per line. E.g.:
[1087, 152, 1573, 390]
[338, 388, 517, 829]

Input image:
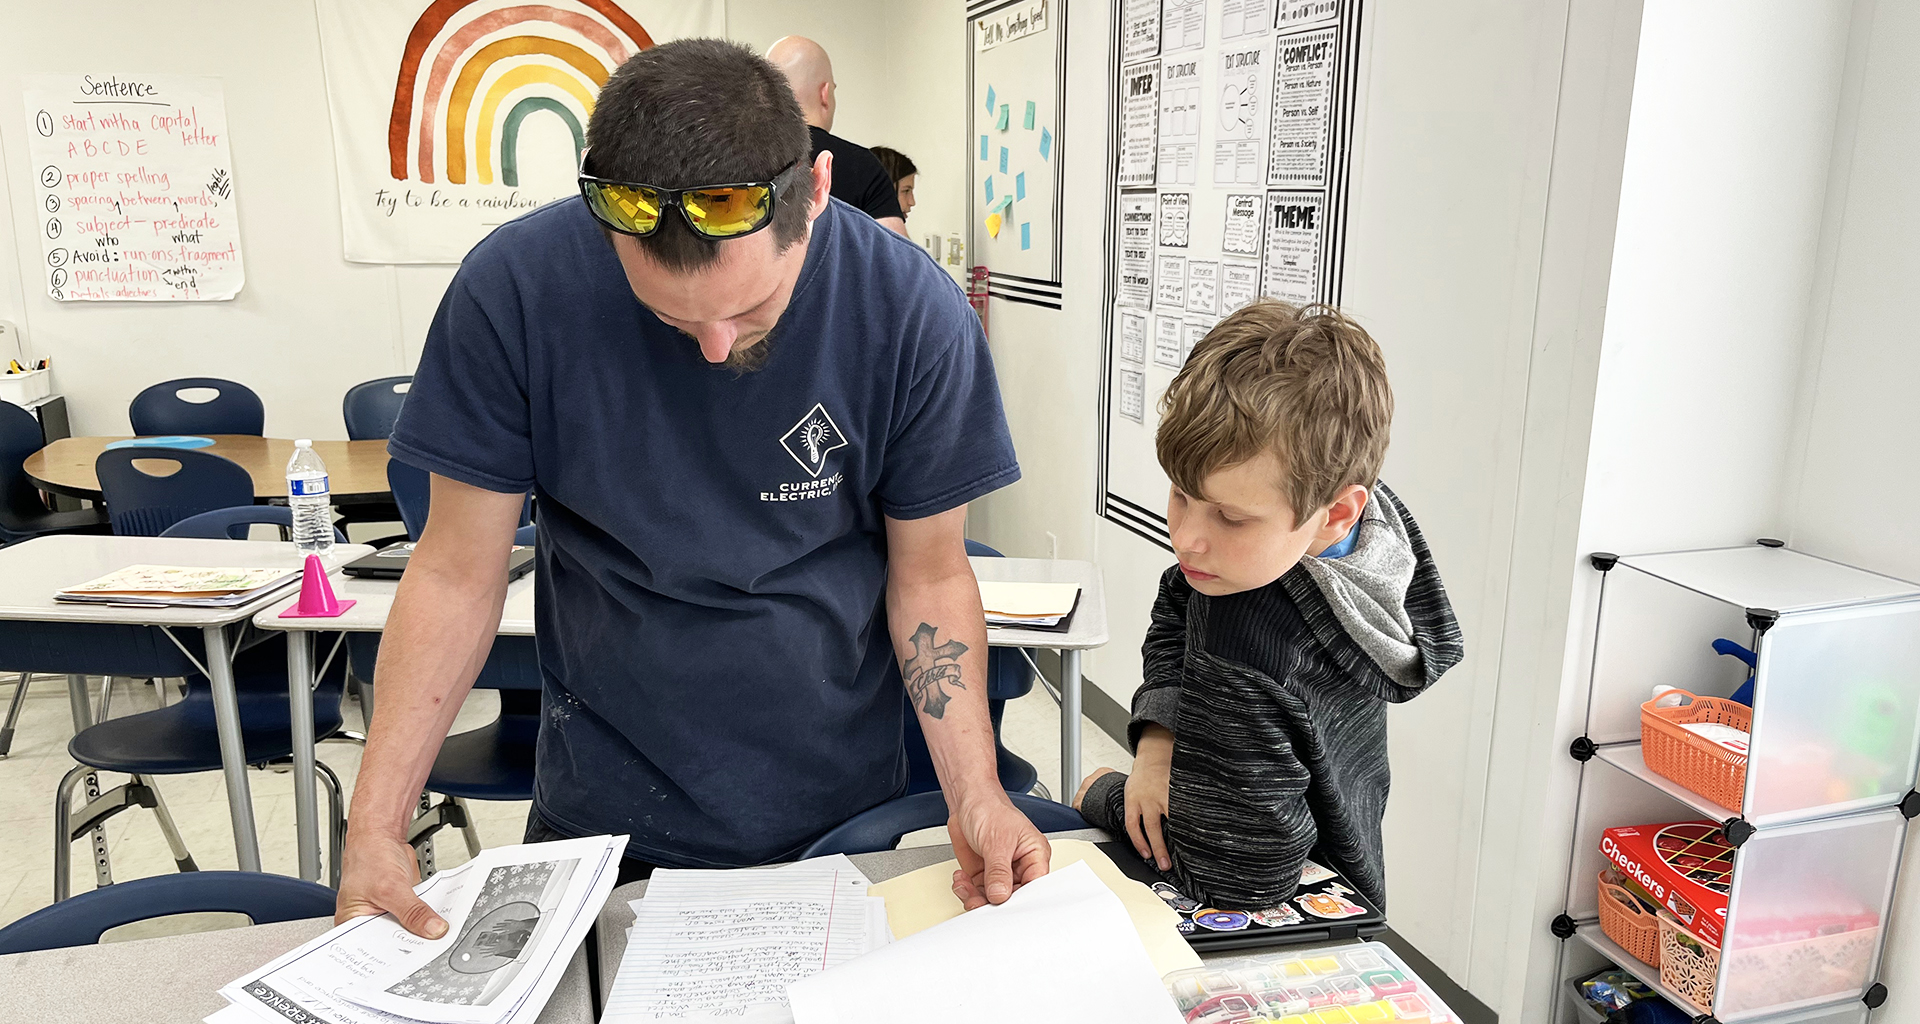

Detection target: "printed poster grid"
[1097, 0, 1365, 549]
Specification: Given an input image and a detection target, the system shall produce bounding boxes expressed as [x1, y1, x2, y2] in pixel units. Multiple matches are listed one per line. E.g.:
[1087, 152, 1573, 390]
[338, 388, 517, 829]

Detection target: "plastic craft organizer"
[1551, 543, 1920, 1024]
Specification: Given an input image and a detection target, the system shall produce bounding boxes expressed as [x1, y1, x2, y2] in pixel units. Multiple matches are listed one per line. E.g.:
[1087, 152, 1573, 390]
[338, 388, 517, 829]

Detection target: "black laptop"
[1098, 841, 1388, 951]
[341, 544, 536, 581]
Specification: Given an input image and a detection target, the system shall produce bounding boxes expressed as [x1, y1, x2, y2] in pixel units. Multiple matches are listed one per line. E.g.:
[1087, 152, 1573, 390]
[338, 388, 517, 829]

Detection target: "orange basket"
[1596, 872, 1661, 966]
[1659, 913, 1721, 1014]
[1641, 689, 1751, 810]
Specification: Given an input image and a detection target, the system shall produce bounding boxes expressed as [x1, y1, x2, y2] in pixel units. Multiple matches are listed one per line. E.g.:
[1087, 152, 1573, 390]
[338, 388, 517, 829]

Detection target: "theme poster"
[314, 0, 723, 263]
[1261, 190, 1324, 303]
[23, 74, 244, 301]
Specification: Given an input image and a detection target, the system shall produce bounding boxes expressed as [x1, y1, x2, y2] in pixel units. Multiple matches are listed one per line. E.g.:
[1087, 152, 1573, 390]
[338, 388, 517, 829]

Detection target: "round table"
[23, 435, 393, 504]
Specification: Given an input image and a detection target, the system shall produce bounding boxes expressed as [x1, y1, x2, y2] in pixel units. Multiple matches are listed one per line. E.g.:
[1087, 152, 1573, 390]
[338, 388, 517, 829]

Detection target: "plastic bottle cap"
[295, 439, 313, 448]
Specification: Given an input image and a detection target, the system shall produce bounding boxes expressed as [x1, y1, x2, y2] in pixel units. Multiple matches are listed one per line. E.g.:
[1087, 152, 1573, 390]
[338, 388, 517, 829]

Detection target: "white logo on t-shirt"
[779, 403, 849, 478]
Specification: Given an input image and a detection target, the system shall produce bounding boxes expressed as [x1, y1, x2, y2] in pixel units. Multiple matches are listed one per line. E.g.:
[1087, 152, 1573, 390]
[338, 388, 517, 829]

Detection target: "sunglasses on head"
[578, 151, 800, 240]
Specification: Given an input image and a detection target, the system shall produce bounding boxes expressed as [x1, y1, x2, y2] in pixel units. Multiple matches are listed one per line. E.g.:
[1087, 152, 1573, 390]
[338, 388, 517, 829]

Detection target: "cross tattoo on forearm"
[903, 622, 969, 719]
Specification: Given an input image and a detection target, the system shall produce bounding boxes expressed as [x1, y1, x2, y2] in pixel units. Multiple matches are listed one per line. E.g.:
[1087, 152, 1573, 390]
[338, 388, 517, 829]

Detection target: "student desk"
[256, 558, 1107, 883]
[594, 829, 1495, 1023]
[0, 917, 594, 1024]
[0, 536, 369, 880]
[23, 435, 393, 505]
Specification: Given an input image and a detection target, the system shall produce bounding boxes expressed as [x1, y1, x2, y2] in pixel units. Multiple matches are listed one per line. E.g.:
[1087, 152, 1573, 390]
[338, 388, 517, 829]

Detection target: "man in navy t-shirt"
[336, 40, 1046, 938]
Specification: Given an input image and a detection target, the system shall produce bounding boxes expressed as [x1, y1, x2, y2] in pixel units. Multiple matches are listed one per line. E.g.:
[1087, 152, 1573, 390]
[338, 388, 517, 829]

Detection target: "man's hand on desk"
[947, 788, 1051, 910]
[335, 832, 449, 938]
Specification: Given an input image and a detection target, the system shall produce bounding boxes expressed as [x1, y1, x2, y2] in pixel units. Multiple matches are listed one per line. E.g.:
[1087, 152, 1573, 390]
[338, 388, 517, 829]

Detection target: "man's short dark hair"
[585, 39, 814, 271]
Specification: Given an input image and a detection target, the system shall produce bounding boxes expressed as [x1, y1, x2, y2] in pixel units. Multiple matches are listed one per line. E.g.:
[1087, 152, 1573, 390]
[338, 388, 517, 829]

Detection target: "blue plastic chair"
[342, 376, 412, 441]
[0, 401, 110, 545]
[388, 458, 532, 542]
[54, 633, 352, 899]
[900, 539, 1043, 796]
[95, 447, 254, 537]
[161, 505, 346, 544]
[801, 791, 1088, 858]
[129, 377, 264, 437]
[0, 871, 337, 955]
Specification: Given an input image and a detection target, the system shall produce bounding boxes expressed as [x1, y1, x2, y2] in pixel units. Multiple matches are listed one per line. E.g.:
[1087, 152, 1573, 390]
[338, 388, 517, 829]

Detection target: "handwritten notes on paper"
[22, 74, 243, 301]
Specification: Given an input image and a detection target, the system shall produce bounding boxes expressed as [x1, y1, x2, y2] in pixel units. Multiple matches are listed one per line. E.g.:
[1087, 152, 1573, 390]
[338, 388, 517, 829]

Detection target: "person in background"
[766, 35, 907, 235]
[1073, 300, 1464, 914]
[871, 146, 917, 221]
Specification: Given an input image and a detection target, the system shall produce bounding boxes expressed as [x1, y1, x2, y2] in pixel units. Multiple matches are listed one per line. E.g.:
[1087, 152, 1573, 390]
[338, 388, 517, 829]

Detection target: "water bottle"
[286, 439, 334, 555]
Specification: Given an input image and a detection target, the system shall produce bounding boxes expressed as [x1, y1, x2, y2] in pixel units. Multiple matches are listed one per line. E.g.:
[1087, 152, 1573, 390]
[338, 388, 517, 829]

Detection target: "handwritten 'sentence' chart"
[22, 74, 245, 301]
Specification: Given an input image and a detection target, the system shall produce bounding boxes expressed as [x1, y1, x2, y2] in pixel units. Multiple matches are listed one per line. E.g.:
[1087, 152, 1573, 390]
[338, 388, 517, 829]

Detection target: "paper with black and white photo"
[1119, 369, 1146, 422]
[1153, 316, 1184, 369]
[1212, 44, 1267, 186]
[1122, 0, 1162, 63]
[1118, 191, 1156, 307]
[1219, 0, 1272, 39]
[1156, 57, 1200, 186]
[1120, 312, 1148, 365]
[1268, 26, 1337, 187]
[1276, 0, 1339, 29]
[1157, 193, 1190, 248]
[1119, 61, 1161, 187]
[1159, 0, 1206, 53]
[1261, 190, 1323, 304]
[1220, 259, 1261, 314]
[1185, 260, 1218, 316]
[1154, 254, 1187, 310]
[1222, 193, 1262, 256]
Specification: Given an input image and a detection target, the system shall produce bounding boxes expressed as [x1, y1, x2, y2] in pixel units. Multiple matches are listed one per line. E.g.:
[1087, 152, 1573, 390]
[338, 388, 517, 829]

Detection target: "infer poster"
[22, 74, 244, 302]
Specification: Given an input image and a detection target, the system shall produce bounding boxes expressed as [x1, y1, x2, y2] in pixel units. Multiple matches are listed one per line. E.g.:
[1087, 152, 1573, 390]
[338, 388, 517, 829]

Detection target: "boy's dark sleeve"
[1162, 651, 1317, 910]
[1128, 566, 1192, 751]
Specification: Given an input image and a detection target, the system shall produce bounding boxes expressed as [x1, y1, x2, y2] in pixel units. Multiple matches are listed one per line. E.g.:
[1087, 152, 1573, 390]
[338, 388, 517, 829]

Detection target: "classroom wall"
[0, 0, 912, 438]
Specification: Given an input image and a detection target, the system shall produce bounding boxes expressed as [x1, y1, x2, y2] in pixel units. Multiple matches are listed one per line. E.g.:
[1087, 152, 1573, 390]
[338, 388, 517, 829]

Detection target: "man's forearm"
[888, 567, 1002, 802]
[349, 555, 511, 841]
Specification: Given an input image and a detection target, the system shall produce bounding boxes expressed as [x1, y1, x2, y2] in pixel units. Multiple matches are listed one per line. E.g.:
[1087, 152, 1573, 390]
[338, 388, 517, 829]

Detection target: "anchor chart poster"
[22, 74, 244, 302]
[315, 0, 723, 263]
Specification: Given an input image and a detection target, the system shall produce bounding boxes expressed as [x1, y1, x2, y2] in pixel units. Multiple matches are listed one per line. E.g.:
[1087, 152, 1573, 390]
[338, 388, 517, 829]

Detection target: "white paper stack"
[978, 580, 1080, 628]
[208, 835, 626, 1024]
[604, 854, 891, 1023]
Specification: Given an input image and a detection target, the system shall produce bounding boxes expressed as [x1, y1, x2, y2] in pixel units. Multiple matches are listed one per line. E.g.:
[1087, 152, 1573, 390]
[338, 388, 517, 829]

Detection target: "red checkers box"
[1600, 820, 1732, 947]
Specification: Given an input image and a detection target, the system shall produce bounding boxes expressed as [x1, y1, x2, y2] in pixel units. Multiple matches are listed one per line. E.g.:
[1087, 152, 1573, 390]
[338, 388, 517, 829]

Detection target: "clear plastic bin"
[1164, 941, 1460, 1023]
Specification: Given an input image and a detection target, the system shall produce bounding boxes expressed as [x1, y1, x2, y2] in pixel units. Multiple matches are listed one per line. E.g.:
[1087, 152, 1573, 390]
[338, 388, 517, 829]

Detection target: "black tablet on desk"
[1097, 840, 1388, 952]
[341, 544, 536, 581]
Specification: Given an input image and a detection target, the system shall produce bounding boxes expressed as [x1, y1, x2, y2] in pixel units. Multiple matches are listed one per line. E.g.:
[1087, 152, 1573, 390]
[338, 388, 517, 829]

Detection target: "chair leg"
[151, 676, 169, 708]
[139, 775, 198, 874]
[66, 676, 111, 891]
[54, 764, 89, 902]
[0, 672, 31, 758]
[452, 797, 484, 860]
[97, 675, 114, 721]
[317, 761, 346, 889]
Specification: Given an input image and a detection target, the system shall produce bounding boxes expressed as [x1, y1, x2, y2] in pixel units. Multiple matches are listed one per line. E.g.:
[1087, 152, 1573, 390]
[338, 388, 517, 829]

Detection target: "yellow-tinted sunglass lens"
[591, 183, 662, 233]
[683, 186, 772, 236]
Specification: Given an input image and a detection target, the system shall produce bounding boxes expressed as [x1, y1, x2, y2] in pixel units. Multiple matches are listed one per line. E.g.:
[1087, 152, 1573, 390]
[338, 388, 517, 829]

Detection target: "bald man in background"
[766, 35, 907, 235]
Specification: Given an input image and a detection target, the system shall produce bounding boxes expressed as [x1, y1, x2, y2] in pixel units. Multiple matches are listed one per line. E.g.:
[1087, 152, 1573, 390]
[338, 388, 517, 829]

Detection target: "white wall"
[0, 0, 898, 438]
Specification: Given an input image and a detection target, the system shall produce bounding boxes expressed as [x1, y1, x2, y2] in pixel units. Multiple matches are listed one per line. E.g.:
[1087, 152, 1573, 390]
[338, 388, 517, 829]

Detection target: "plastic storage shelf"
[1555, 543, 1917, 1024]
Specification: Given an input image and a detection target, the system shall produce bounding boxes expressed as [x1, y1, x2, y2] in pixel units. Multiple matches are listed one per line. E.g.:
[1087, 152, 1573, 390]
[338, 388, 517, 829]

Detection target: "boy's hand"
[1127, 724, 1175, 871]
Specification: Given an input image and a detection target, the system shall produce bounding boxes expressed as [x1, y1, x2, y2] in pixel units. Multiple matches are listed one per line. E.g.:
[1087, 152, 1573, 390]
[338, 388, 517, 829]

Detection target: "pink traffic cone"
[279, 554, 356, 618]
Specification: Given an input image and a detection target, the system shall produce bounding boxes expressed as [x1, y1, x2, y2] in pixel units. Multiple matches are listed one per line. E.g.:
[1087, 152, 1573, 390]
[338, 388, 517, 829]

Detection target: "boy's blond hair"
[1157, 300, 1393, 524]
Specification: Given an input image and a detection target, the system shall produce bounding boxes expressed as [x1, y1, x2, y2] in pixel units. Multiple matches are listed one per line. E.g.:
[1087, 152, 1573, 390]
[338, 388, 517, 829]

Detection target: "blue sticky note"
[996, 104, 1010, 131]
[1015, 171, 1026, 200]
[1039, 127, 1053, 160]
[1024, 101, 1036, 130]
[1020, 222, 1031, 250]
[979, 134, 989, 161]
[986, 85, 995, 114]
[999, 147, 1009, 173]
[984, 177, 994, 202]
[989, 194, 1013, 215]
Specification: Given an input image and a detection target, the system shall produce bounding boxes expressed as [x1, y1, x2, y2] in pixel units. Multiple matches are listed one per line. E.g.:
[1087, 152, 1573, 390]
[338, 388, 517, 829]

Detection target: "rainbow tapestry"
[316, 0, 724, 263]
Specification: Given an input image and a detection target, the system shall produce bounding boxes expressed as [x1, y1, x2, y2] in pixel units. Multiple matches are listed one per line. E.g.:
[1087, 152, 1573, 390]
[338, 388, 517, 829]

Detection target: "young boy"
[1074, 300, 1463, 913]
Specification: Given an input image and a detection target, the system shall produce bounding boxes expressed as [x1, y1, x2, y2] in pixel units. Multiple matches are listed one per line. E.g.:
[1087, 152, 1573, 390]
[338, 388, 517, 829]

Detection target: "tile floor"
[0, 665, 1131, 931]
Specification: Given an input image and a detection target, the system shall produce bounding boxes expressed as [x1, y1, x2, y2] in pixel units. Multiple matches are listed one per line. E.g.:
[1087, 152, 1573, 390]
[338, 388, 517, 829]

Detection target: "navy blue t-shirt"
[389, 198, 1020, 867]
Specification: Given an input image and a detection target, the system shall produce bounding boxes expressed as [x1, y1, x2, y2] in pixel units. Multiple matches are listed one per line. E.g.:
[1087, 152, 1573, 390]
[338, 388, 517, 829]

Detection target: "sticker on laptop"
[1295, 891, 1369, 920]
[1299, 860, 1338, 885]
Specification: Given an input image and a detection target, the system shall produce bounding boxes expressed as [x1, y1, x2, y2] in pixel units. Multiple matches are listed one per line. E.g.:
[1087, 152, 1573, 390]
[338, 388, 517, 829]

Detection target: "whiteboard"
[1097, 0, 1366, 548]
[968, 0, 1065, 291]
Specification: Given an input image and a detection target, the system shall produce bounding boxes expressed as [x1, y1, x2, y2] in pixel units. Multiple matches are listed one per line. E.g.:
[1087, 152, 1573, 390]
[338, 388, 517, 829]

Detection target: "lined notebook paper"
[604, 855, 891, 1023]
